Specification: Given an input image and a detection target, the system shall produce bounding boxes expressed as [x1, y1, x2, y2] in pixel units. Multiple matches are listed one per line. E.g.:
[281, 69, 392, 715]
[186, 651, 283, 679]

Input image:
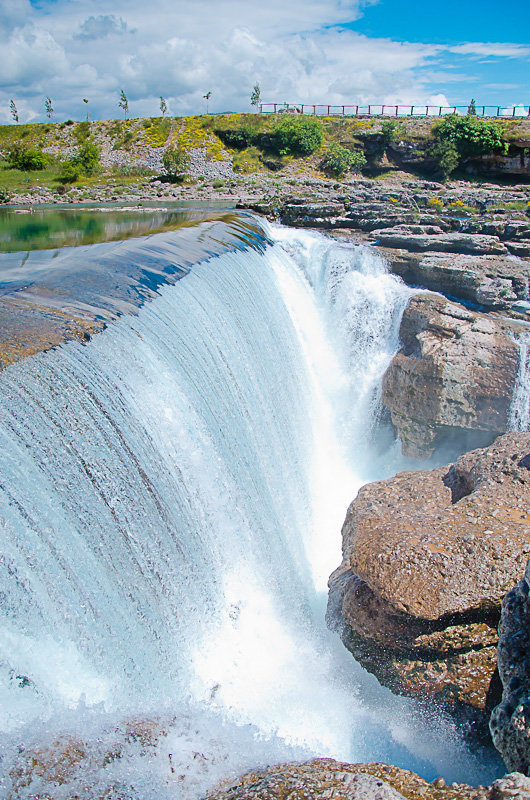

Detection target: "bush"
[380, 119, 400, 145]
[215, 127, 255, 149]
[429, 140, 460, 180]
[271, 116, 323, 156]
[435, 114, 506, 158]
[75, 140, 100, 175]
[322, 143, 366, 177]
[7, 143, 48, 171]
[162, 146, 190, 180]
[59, 161, 80, 184]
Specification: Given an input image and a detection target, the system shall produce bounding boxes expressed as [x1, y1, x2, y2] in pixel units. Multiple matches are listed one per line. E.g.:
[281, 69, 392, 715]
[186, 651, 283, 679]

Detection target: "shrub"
[271, 116, 323, 156]
[435, 114, 506, 158]
[74, 120, 90, 143]
[380, 119, 399, 145]
[428, 139, 459, 180]
[215, 127, 255, 149]
[7, 143, 48, 171]
[322, 143, 366, 177]
[75, 139, 100, 175]
[162, 146, 190, 180]
[427, 196, 444, 210]
[59, 161, 80, 184]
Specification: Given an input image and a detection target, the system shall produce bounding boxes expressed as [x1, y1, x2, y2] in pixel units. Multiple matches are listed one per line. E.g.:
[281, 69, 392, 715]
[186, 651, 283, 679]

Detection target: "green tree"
[203, 91, 212, 113]
[10, 100, 18, 123]
[468, 98, 477, 115]
[160, 96, 168, 116]
[75, 139, 100, 174]
[118, 89, 129, 119]
[162, 146, 190, 180]
[272, 116, 323, 156]
[83, 98, 89, 120]
[44, 96, 53, 119]
[250, 83, 261, 111]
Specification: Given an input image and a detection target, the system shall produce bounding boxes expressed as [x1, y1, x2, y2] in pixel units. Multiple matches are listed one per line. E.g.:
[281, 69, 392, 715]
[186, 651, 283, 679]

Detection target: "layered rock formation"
[203, 758, 530, 800]
[490, 561, 530, 773]
[381, 293, 523, 459]
[327, 433, 530, 724]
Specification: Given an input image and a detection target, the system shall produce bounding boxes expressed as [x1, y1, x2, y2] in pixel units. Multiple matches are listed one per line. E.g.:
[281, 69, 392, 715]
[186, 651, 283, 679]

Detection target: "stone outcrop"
[383, 251, 529, 312]
[327, 433, 530, 723]
[381, 293, 523, 459]
[203, 758, 530, 800]
[370, 225, 509, 255]
[490, 561, 530, 773]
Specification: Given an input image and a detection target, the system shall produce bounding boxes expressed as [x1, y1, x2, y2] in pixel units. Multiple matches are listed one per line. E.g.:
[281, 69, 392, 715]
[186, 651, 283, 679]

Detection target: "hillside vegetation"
[0, 113, 528, 202]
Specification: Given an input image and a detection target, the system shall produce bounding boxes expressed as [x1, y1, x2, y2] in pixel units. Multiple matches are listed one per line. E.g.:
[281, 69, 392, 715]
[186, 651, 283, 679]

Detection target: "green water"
[0, 203, 233, 253]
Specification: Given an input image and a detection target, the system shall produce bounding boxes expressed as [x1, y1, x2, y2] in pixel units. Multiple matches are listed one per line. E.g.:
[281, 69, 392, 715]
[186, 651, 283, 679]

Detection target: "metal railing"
[259, 103, 530, 118]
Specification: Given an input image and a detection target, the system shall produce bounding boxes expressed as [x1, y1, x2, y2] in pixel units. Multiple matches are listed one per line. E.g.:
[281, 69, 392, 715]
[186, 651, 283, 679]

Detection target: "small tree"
[162, 146, 190, 181]
[468, 98, 477, 115]
[44, 96, 53, 119]
[160, 96, 168, 116]
[83, 98, 89, 120]
[10, 100, 18, 123]
[203, 91, 212, 113]
[118, 89, 129, 120]
[250, 83, 261, 111]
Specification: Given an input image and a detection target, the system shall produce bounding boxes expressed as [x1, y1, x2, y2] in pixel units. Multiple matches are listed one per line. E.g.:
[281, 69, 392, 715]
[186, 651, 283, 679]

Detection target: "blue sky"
[1, 0, 528, 122]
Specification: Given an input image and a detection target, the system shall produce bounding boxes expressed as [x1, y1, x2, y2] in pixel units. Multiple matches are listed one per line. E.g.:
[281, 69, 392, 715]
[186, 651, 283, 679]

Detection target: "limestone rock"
[202, 758, 501, 800]
[383, 251, 529, 311]
[490, 561, 530, 773]
[381, 293, 522, 459]
[370, 225, 508, 255]
[328, 433, 530, 719]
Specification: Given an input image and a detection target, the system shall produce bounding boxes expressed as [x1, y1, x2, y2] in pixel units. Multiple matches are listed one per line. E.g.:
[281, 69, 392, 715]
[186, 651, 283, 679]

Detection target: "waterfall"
[0, 221, 502, 798]
[510, 333, 530, 431]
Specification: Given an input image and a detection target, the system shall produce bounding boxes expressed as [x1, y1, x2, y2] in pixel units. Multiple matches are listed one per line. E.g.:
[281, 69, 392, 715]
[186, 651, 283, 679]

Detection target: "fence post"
[439, 106, 442, 116]
[426, 106, 429, 116]
[482, 106, 485, 116]
[382, 105, 385, 115]
[368, 105, 371, 115]
[395, 105, 398, 115]
[411, 105, 414, 116]
[313, 105, 316, 115]
[497, 107, 500, 116]
[513, 106, 516, 117]
[453, 107, 456, 113]
[355, 105, 359, 115]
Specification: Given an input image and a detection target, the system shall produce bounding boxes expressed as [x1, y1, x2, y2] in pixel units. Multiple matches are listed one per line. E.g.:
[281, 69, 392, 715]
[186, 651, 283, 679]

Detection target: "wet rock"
[490, 561, 530, 773]
[328, 433, 530, 720]
[203, 757, 508, 799]
[381, 293, 522, 459]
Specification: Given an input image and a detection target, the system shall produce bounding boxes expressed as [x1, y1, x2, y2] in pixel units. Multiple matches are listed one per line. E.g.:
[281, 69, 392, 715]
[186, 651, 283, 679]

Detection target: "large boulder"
[490, 561, 530, 773]
[382, 293, 523, 459]
[328, 433, 530, 723]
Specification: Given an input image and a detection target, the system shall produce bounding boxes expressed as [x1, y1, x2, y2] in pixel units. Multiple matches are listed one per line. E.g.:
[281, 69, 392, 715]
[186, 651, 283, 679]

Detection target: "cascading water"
[0, 220, 504, 798]
[510, 332, 530, 432]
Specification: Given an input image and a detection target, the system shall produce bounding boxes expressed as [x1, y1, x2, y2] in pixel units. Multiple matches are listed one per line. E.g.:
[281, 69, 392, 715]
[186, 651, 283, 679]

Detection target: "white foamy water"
[0, 224, 503, 798]
[510, 332, 530, 432]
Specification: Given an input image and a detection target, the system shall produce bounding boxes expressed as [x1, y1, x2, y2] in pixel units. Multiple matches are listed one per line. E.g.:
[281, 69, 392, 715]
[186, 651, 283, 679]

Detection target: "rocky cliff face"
[381, 293, 523, 459]
[490, 561, 530, 773]
[327, 433, 530, 723]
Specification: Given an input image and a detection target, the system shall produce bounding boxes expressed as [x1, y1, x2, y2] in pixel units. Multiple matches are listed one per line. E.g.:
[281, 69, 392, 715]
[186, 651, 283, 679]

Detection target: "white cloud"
[449, 42, 530, 58]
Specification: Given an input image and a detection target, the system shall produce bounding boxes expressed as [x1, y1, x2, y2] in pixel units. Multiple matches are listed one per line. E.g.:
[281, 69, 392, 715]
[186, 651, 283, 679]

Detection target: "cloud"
[76, 15, 129, 41]
[0, 0, 528, 122]
[449, 42, 530, 58]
